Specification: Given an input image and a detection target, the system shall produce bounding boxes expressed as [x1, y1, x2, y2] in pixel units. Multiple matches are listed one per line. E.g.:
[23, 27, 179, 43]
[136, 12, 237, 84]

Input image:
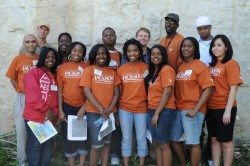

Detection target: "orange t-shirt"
[5, 53, 39, 93]
[117, 61, 148, 113]
[175, 59, 214, 115]
[109, 50, 121, 70]
[208, 59, 243, 109]
[148, 65, 176, 110]
[79, 65, 121, 114]
[57, 61, 89, 107]
[160, 33, 184, 72]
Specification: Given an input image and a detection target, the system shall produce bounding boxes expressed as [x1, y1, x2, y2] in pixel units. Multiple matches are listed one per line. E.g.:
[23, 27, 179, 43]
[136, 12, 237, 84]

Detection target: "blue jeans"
[147, 108, 176, 144]
[87, 112, 112, 148]
[25, 121, 52, 166]
[171, 110, 204, 144]
[118, 108, 148, 157]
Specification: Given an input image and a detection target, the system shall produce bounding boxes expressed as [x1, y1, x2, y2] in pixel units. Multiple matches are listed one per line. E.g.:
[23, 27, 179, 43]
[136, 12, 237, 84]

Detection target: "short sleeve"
[226, 60, 243, 86]
[56, 67, 64, 87]
[5, 56, 18, 80]
[114, 73, 121, 86]
[197, 65, 214, 90]
[161, 66, 175, 88]
[79, 67, 92, 87]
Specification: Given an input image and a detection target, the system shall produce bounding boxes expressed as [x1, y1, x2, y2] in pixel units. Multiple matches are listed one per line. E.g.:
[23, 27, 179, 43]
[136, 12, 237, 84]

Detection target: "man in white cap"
[196, 16, 213, 66]
[196, 16, 214, 166]
[19, 23, 54, 54]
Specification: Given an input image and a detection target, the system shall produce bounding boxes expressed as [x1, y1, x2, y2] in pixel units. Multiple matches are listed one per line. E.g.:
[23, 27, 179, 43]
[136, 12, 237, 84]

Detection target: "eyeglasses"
[165, 20, 177, 25]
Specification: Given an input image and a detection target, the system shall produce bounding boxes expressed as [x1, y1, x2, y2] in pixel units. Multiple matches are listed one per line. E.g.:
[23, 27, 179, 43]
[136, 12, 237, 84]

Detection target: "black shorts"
[206, 106, 237, 142]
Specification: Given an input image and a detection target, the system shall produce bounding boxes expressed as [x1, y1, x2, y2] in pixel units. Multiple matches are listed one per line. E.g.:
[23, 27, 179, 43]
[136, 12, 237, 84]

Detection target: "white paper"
[185, 70, 192, 76]
[27, 120, 58, 144]
[146, 129, 152, 143]
[143, 69, 149, 78]
[109, 59, 118, 67]
[50, 85, 58, 91]
[94, 69, 102, 76]
[67, 115, 87, 141]
[78, 66, 84, 73]
[179, 133, 186, 142]
[98, 113, 116, 141]
[33, 60, 38, 65]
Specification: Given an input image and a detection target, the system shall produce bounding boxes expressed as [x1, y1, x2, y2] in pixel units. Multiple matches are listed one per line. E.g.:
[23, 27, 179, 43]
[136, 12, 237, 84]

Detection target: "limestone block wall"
[0, 0, 249, 141]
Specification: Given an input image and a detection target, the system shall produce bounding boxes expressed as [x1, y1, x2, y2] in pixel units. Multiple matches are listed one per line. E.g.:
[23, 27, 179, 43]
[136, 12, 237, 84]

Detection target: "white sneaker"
[111, 157, 120, 165]
[208, 160, 213, 166]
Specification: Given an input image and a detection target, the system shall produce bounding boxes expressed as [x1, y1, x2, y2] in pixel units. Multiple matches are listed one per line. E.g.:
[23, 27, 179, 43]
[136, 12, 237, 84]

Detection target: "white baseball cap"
[195, 16, 212, 27]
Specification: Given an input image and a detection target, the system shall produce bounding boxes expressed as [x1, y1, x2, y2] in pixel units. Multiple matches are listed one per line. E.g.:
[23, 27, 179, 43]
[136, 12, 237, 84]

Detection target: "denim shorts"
[87, 112, 112, 148]
[147, 108, 176, 144]
[62, 103, 89, 157]
[171, 110, 204, 145]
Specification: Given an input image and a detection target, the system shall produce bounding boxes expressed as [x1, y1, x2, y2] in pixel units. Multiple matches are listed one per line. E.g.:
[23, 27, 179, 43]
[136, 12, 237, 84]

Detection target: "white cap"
[195, 16, 212, 27]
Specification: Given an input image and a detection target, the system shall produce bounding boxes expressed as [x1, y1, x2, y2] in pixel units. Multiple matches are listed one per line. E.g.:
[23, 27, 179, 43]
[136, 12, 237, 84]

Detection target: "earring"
[68, 54, 71, 61]
[82, 57, 86, 62]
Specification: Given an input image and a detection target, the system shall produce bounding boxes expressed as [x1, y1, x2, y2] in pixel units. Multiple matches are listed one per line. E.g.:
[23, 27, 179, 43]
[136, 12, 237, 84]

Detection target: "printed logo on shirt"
[176, 71, 192, 80]
[122, 73, 144, 82]
[94, 75, 114, 84]
[209, 67, 223, 77]
[22, 65, 36, 73]
[40, 73, 51, 101]
[64, 70, 82, 78]
[169, 48, 174, 52]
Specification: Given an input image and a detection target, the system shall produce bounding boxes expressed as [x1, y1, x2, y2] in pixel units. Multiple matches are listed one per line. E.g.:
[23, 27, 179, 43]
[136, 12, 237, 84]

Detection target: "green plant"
[130, 153, 140, 166]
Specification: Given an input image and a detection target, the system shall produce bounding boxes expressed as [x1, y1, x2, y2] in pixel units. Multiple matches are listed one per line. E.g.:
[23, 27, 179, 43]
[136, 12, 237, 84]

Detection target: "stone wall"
[0, 0, 249, 141]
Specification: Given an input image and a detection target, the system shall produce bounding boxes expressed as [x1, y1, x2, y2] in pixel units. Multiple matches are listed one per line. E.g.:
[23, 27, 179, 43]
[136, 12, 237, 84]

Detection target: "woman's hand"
[223, 109, 231, 125]
[101, 107, 112, 120]
[151, 113, 159, 127]
[46, 110, 55, 122]
[77, 107, 86, 120]
[186, 109, 198, 118]
[58, 108, 66, 121]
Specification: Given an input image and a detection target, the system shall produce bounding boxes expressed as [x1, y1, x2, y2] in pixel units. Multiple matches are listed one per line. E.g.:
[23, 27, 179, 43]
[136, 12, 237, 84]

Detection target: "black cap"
[164, 13, 179, 23]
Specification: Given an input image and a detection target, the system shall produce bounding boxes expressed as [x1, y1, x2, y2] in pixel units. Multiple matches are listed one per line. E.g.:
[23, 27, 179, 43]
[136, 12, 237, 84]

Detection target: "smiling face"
[151, 47, 162, 67]
[127, 44, 140, 63]
[58, 35, 71, 52]
[37, 26, 49, 39]
[95, 47, 107, 67]
[181, 39, 195, 61]
[136, 30, 150, 47]
[212, 38, 227, 60]
[23, 34, 38, 53]
[44, 51, 56, 71]
[70, 44, 84, 63]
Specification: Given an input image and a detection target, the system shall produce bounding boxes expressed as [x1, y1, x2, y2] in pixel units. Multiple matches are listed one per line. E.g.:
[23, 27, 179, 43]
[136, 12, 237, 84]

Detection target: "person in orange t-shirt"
[206, 35, 243, 166]
[57, 42, 89, 166]
[160, 13, 184, 72]
[102, 27, 122, 70]
[5, 34, 38, 165]
[79, 44, 120, 166]
[102, 27, 123, 164]
[57, 32, 72, 65]
[173, 37, 214, 166]
[117, 38, 148, 166]
[145, 45, 176, 166]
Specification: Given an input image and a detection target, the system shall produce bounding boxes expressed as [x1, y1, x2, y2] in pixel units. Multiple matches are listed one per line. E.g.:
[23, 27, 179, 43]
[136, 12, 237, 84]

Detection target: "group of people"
[5, 13, 243, 166]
